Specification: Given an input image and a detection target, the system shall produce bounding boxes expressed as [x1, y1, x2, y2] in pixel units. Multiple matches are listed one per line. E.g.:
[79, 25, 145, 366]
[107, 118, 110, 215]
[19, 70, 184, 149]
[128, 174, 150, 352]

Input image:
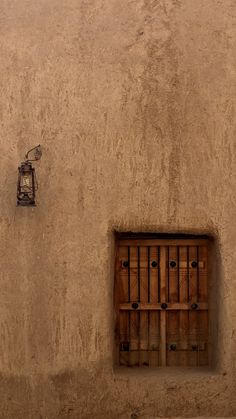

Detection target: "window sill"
[113, 366, 221, 382]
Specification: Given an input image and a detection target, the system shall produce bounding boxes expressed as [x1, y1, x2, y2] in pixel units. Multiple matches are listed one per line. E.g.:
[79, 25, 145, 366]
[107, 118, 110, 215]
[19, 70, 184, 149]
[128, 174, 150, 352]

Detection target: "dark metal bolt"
[161, 303, 168, 309]
[123, 260, 129, 268]
[170, 343, 177, 351]
[151, 260, 158, 268]
[170, 260, 177, 268]
[191, 303, 198, 310]
[132, 302, 139, 309]
[120, 342, 129, 352]
[191, 261, 198, 268]
[192, 344, 198, 351]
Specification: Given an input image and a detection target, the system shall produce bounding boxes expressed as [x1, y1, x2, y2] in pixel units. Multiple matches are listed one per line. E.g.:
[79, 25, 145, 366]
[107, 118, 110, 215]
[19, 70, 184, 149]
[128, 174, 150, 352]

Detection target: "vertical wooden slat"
[179, 247, 188, 303]
[187, 246, 190, 301]
[167, 246, 170, 302]
[118, 246, 129, 303]
[198, 246, 208, 302]
[198, 245, 208, 365]
[149, 311, 160, 366]
[189, 246, 198, 366]
[128, 246, 130, 302]
[140, 247, 148, 303]
[130, 246, 138, 302]
[116, 246, 128, 365]
[167, 311, 180, 366]
[129, 311, 139, 366]
[199, 311, 208, 366]
[160, 246, 167, 366]
[168, 246, 178, 302]
[129, 246, 138, 365]
[197, 245, 199, 300]
[179, 246, 189, 366]
[147, 246, 150, 303]
[167, 246, 179, 366]
[158, 246, 161, 302]
[189, 246, 198, 303]
[148, 246, 159, 366]
[147, 247, 151, 366]
[177, 246, 180, 302]
[119, 311, 129, 366]
[114, 244, 120, 365]
[137, 246, 141, 302]
[140, 247, 148, 365]
[150, 247, 159, 303]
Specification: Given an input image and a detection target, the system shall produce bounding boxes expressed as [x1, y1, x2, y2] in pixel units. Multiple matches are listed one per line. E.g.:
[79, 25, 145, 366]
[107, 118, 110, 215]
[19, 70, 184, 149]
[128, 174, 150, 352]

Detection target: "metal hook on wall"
[25, 144, 42, 162]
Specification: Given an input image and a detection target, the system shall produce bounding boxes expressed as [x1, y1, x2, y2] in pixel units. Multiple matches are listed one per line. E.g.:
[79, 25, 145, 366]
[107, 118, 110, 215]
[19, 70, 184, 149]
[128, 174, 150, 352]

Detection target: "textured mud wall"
[0, 0, 236, 418]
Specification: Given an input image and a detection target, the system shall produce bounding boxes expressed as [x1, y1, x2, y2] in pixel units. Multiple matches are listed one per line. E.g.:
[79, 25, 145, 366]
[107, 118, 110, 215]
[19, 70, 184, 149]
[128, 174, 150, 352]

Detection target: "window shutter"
[115, 236, 208, 367]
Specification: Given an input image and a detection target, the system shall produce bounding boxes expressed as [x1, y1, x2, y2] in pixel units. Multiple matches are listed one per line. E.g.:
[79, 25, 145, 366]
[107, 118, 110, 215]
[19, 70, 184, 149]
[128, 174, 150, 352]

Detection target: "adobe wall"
[0, 0, 235, 417]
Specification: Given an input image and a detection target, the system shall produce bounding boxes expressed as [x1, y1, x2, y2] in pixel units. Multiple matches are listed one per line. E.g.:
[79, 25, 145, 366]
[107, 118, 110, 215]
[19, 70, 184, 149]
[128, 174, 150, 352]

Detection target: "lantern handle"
[25, 145, 42, 162]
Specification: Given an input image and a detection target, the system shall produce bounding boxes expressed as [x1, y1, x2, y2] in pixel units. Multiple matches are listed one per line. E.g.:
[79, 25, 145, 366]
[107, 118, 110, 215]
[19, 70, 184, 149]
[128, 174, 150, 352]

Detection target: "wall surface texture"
[0, 0, 236, 418]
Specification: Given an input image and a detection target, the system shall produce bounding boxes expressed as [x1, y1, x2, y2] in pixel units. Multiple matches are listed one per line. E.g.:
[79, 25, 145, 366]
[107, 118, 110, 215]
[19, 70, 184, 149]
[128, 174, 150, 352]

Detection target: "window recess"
[114, 234, 209, 367]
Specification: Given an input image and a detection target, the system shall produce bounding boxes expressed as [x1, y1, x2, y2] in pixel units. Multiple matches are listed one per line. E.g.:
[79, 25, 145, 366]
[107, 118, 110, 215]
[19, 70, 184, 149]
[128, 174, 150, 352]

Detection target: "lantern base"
[17, 201, 36, 207]
[17, 194, 36, 207]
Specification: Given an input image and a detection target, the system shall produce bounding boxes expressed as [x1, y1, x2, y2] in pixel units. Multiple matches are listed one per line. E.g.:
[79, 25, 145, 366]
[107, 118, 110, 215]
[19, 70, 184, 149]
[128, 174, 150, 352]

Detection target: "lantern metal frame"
[17, 145, 42, 207]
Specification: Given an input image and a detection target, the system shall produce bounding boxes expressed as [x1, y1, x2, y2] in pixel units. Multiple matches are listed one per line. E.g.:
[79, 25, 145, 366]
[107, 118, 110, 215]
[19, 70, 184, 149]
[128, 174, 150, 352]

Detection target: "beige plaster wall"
[0, 0, 236, 417]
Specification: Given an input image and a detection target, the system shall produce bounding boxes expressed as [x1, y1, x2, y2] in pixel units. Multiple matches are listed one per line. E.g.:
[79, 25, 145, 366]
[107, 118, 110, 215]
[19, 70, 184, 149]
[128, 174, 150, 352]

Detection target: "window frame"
[114, 233, 209, 368]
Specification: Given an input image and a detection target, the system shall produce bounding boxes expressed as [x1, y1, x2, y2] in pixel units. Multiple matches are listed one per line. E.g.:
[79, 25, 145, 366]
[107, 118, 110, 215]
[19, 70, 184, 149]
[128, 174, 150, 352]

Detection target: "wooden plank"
[114, 244, 121, 365]
[119, 303, 208, 310]
[118, 246, 129, 303]
[120, 261, 161, 269]
[168, 246, 178, 302]
[189, 246, 198, 366]
[129, 310, 139, 366]
[140, 247, 148, 303]
[119, 239, 209, 247]
[166, 311, 180, 366]
[119, 311, 129, 366]
[160, 311, 166, 366]
[160, 246, 167, 366]
[129, 246, 138, 302]
[179, 246, 189, 366]
[198, 310, 208, 366]
[189, 246, 198, 303]
[167, 246, 179, 366]
[149, 246, 159, 303]
[139, 247, 149, 365]
[140, 311, 149, 365]
[128, 246, 139, 366]
[198, 246, 208, 302]
[149, 311, 160, 366]
[147, 241, 160, 364]
[189, 310, 198, 366]
[169, 341, 206, 351]
[198, 246, 208, 365]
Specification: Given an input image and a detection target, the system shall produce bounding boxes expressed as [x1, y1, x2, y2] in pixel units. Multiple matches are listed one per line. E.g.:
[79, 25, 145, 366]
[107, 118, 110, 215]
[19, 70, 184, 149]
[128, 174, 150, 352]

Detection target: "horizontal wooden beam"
[118, 239, 209, 246]
[119, 303, 208, 311]
[120, 261, 205, 269]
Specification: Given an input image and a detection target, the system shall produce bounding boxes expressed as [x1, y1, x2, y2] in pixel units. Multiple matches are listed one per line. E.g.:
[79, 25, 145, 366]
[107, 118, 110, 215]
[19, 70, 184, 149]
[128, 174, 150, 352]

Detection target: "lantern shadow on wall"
[17, 145, 42, 207]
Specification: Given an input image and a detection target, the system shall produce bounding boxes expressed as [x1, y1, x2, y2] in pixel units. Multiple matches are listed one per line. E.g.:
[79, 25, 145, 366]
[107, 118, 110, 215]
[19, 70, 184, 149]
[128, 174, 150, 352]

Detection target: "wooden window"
[114, 234, 209, 367]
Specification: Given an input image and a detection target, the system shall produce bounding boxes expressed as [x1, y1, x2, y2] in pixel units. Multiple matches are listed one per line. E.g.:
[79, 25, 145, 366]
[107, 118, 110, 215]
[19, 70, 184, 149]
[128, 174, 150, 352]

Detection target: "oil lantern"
[17, 145, 42, 207]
